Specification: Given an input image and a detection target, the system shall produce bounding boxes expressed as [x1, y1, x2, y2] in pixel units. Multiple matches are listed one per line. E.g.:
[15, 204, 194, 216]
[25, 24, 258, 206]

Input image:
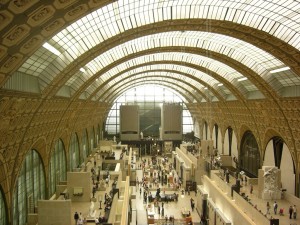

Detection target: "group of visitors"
[266, 201, 297, 220]
[73, 212, 87, 225]
[289, 205, 297, 219]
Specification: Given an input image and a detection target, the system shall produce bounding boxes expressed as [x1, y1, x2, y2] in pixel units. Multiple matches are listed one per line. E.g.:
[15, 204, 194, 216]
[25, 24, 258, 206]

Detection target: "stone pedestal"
[258, 166, 281, 200]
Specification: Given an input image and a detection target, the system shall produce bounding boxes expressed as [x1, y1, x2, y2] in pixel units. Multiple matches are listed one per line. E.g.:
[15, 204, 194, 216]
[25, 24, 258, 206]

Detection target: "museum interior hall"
[0, 1, 300, 225]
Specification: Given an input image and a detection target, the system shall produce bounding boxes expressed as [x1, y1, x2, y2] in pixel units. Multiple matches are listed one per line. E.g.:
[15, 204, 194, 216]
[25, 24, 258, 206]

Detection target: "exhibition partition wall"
[120, 105, 139, 140]
[161, 103, 182, 140]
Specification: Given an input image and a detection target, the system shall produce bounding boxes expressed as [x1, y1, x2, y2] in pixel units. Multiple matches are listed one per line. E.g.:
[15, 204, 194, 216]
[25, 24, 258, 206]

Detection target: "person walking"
[266, 202, 270, 215]
[74, 212, 79, 225]
[289, 205, 293, 219]
[273, 201, 278, 214]
[293, 205, 297, 219]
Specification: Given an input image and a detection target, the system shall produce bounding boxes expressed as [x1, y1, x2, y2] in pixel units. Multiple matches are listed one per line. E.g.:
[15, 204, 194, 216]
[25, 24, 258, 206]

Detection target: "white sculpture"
[89, 201, 96, 217]
[261, 166, 281, 200]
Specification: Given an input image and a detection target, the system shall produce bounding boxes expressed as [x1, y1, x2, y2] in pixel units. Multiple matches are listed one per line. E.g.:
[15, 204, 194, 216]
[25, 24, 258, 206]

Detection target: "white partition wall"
[207, 198, 217, 225]
[120, 105, 139, 140]
[161, 103, 182, 140]
[215, 208, 231, 225]
[197, 185, 208, 219]
[38, 200, 72, 225]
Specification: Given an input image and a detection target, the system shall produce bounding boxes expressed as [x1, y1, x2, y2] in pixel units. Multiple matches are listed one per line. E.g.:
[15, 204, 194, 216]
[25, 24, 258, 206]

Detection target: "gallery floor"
[70, 151, 299, 225]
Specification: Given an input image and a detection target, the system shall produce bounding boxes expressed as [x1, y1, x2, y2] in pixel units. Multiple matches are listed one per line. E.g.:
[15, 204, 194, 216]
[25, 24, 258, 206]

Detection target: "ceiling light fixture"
[218, 83, 223, 86]
[80, 68, 86, 73]
[42, 42, 60, 56]
[237, 77, 248, 82]
[270, 66, 290, 74]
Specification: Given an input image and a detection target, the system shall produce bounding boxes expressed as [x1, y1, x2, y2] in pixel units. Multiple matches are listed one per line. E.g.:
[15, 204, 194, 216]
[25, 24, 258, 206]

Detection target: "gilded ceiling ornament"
[4, 25, 30, 46]
[31, 6, 54, 23]
[1, 54, 23, 73]
[9, 0, 38, 13]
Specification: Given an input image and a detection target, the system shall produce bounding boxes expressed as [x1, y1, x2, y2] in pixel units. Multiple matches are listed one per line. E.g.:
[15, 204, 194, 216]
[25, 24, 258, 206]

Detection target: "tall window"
[105, 85, 193, 137]
[97, 124, 101, 145]
[0, 187, 7, 225]
[69, 133, 80, 170]
[49, 139, 66, 197]
[82, 129, 88, 160]
[90, 127, 96, 152]
[13, 150, 45, 225]
[240, 131, 260, 177]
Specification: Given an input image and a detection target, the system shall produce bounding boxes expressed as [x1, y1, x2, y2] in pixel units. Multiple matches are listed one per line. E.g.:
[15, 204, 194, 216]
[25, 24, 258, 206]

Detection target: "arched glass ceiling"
[43, 0, 300, 54]
[80, 52, 246, 98]
[97, 73, 207, 103]
[17, 30, 295, 96]
[11, 1, 300, 99]
[5, 0, 300, 100]
[91, 69, 230, 101]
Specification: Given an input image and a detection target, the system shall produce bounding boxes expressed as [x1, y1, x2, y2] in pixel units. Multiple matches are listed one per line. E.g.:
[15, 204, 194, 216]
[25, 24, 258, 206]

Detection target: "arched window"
[82, 129, 88, 159]
[69, 133, 80, 171]
[13, 150, 45, 225]
[90, 127, 96, 151]
[105, 85, 193, 137]
[97, 124, 101, 145]
[0, 186, 7, 225]
[240, 131, 260, 177]
[49, 139, 66, 197]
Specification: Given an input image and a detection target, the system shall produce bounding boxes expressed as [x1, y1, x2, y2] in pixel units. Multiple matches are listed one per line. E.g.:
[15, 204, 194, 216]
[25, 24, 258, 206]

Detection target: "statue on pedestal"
[261, 166, 281, 200]
[89, 201, 96, 217]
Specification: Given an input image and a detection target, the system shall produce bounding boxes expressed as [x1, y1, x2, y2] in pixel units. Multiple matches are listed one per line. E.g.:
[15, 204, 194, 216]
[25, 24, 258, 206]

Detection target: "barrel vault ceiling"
[0, 0, 299, 125]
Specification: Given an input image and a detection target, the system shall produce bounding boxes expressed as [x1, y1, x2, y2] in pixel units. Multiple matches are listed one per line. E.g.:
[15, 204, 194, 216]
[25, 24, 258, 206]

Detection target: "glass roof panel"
[92, 71, 205, 97]
[86, 59, 222, 96]
[12, 0, 300, 98]
[101, 79, 196, 103]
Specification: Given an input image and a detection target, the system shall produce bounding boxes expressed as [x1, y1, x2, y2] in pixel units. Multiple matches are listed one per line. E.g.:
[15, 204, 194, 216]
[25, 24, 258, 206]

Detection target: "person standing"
[289, 205, 293, 219]
[190, 198, 195, 211]
[266, 202, 270, 215]
[225, 169, 230, 183]
[250, 184, 253, 194]
[293, 205, 297, 219]
[191, 201, 195, 211]
[273, 201, 278, 214]
[74, 212, 79, 225]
